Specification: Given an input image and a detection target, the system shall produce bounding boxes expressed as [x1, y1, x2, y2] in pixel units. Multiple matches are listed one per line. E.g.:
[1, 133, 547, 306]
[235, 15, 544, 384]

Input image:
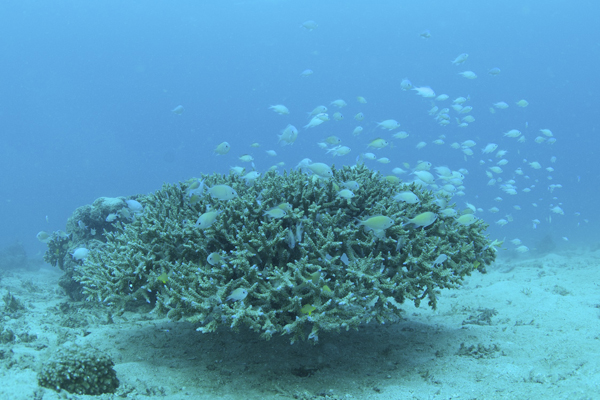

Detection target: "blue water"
[1, 0, 598, 257]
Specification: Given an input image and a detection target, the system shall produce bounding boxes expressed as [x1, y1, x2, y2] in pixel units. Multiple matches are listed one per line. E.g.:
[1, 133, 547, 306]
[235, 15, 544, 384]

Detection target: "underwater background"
[0, 0, 598, 255]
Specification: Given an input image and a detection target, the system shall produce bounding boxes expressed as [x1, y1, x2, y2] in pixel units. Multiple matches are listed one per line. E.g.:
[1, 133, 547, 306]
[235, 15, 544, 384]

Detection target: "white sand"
[1, 249, 599, 399]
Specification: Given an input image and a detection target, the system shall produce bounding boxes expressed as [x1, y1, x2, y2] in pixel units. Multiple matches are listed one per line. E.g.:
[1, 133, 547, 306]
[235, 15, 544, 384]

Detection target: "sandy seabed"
[0, 249, 599, 400]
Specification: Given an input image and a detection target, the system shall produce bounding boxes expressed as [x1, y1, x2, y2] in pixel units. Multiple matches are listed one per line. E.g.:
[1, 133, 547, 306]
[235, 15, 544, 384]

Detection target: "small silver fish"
[432, 254, 448, 265]
[227, 288, 248, 301]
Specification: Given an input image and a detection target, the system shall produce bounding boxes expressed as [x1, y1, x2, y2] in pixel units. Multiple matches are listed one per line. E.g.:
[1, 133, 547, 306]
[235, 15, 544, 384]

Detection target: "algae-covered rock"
[65, 196, 129, 244]
[73, 164, 495, 342]
[37, 346, 119, 395]
[43, 196, 141, 299]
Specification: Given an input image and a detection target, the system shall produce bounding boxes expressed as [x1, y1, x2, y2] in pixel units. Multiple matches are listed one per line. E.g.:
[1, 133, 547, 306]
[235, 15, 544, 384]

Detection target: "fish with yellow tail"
[207, 184, 238, 201]
[402, 212, 437, 228]
[195, 210, 222, 229]
[306, 162, 333, 179]
[300, 304, 317, 316]
[356, 215, 394, 231]
[367, 138, 389, 149]
[263, 207, 287, 219]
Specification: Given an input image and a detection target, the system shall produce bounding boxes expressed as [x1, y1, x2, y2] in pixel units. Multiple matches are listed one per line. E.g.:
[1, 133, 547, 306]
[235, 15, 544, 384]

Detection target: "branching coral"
[73, 164, 495, 343]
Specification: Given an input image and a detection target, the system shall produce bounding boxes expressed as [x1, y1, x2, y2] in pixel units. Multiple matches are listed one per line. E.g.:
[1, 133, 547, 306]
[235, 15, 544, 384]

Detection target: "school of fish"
[159, 22, 583, 256]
